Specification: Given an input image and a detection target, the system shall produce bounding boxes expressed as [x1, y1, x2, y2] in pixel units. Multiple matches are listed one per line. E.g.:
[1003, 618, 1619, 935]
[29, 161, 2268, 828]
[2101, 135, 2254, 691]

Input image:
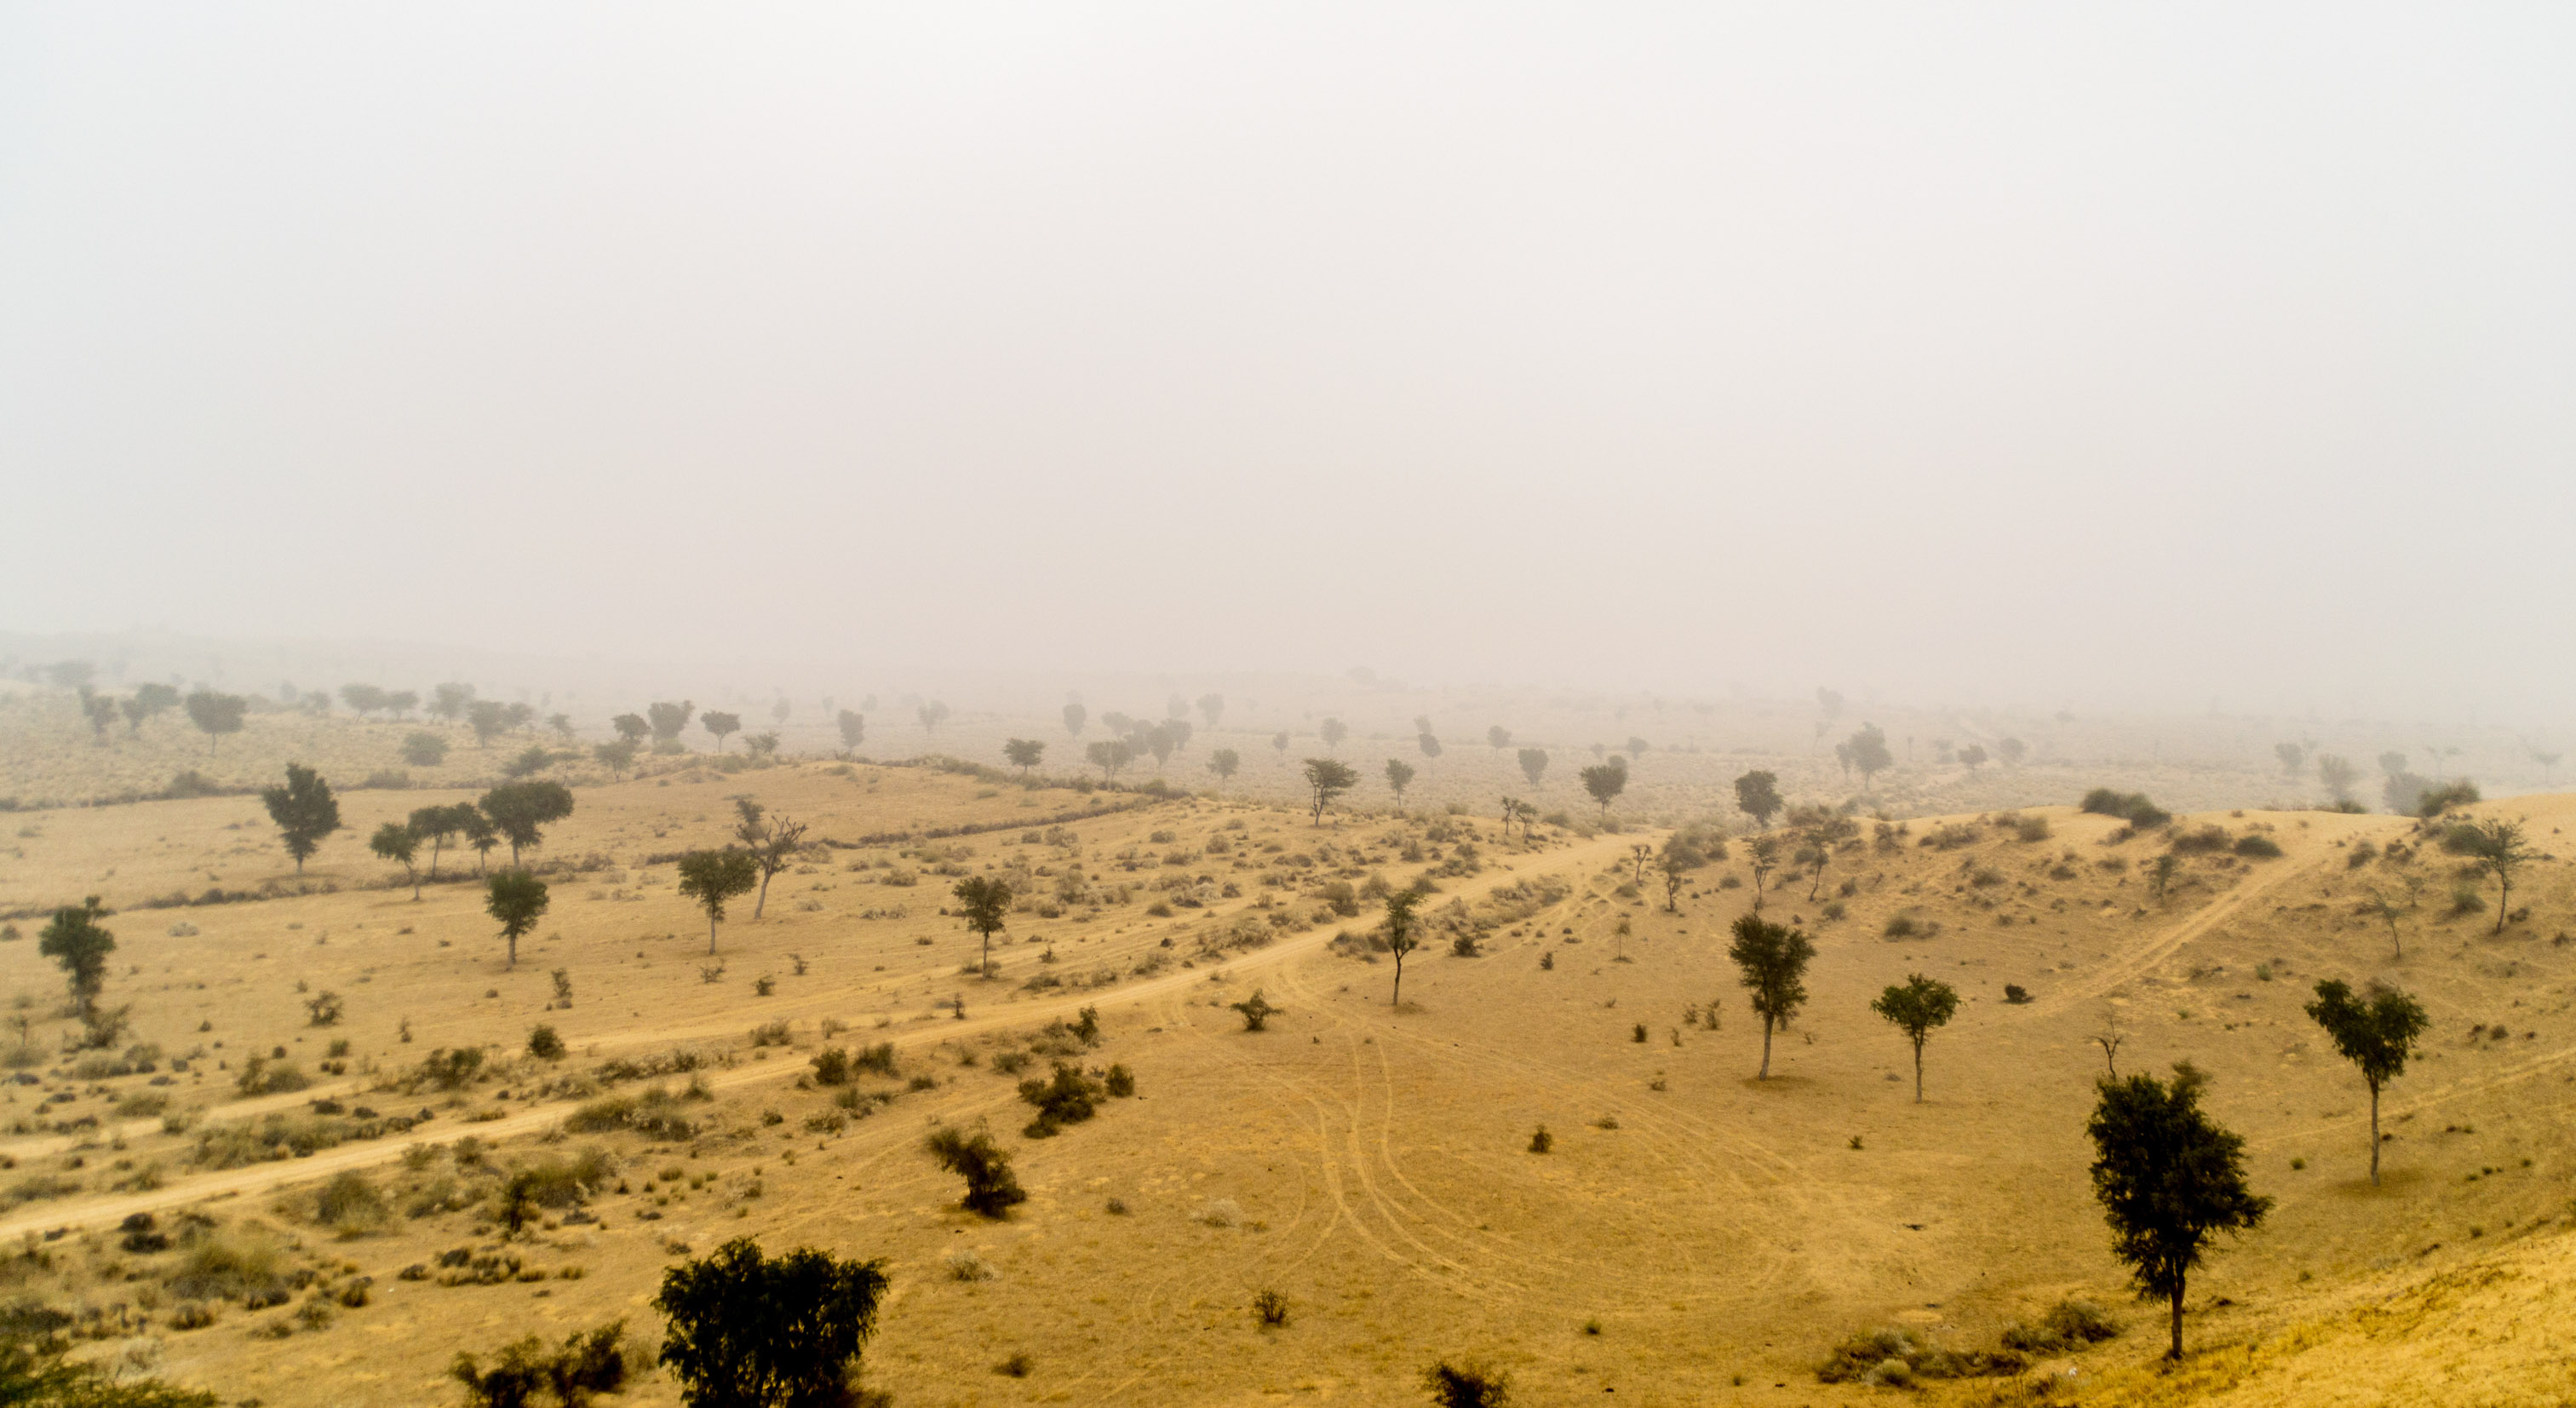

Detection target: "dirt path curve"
[2031, 850, 2319, 1017]
[0, 832, 1643, 1244]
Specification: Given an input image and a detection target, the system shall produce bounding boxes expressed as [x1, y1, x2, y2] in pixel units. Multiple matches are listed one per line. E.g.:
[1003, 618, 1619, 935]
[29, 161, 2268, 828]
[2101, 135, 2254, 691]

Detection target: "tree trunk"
[1392, 953, 1405, 1008]
[2494, 876, 2509, 935]
[412, 872, 422, 901]
[709, 916, 718, 954]
[508, 933, 517, 968]
[427, 839, 442, 882]
[2369, 1083, 2382, 1185]
[754, 871, 772, 921]
[1758, 1018, 1775, 1078]
[2167, 1283, 2185, 1359]
[1913, 1043, 1925, 1102]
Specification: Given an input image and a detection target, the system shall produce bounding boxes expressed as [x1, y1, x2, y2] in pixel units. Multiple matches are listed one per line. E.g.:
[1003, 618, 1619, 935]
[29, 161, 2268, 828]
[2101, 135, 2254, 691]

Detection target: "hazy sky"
[6, 5, 2573, 718]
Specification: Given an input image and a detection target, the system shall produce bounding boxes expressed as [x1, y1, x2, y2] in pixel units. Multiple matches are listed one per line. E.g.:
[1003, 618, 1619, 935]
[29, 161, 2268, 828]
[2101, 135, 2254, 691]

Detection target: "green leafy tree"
[952, 875, 1013, 975]
[429, 682, 477, 721]
[1085, 738, 1133, 782]
[383, 688, 420, 720]
[2086, 1064, 2270, 1359]
[1657, 830, 1713, 911]
[733, 799, 809, 920]
[1318, 717, 1347, 750]
[1871, 974, 1960, 1101]
[122, 681, 181, 735]
[480, 779, 575, 868]
[1417, 732, 1443, 761]
[1734, 770, 1783, 828]
[1787, 803, 1857, 900]
[466, 699, 511, 748]
[836, 710, 866, 750]
[1208, 748, 1241, 789]
[678, 850, 760, 953]
[1230, 989, 1280, 1032]
[653, 1238, 890, 1408]
[182, 690, 247, 754]
[611, 712, 651, 745]
[1517, 747, 1548, 789]
[1957, 743, 1988, 773]
[648, 700, 696, 744]
[485, 871, 550, 968]
[1303, 757, 1359, 825]
[1383, 758, 1416, 807]
[401, 731, 449, 767]
[1384, 890, 1424, 1008]
[702, 711, 743, 752]
[1844, 724, 1894, 790]
[1579, 758, 1627, 822]
[459, 807, 499, 875]
[408, 803, 470, 880]
[1061, 702, 1087, 737]
[2147, 852, 2179, 902]
[501, 744, 555, 779]
[260, 762, 341, 873]
[39, 897, 115, 1021]
[1003, 738, 1045, 778]
[1743, 833, 1781, 909]
[1728, 913, 1815, 1079]
[2443, 817, 2537, 934]
[925, 1126, 1027, 1217]
[2303, 980, 2429, 1185]
[370, 821, 423, 899]
[594, 738, 640, 779]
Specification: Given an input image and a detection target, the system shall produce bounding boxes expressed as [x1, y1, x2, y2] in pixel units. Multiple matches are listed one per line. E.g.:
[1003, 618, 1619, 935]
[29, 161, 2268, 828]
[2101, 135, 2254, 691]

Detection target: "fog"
[6, 4, 2573, 721]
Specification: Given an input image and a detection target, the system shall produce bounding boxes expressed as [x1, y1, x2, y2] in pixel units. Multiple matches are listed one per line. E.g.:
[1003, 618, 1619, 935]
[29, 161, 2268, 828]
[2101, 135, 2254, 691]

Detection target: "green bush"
[2233, 834, 2283, 859]
[1018, 1063, 1104, 1137]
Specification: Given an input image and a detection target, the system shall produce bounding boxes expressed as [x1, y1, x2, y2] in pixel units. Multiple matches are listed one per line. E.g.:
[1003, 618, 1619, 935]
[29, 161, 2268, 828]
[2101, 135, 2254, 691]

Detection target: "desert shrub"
[233, 1055, 310, 1096]
[526, 1026, 566, 1060]
[451, 1320, 639, 1408]
[1528, 1126, 1552, 1154]
[2080, 789, 2170, 828]
[810, 1048, 850, 1085]
[2169, 825, 2233, 854]
[2417, 780, 2481, 817]
[852, 1043, 898, 1077]
[565, 1089, 696, 1141]
[1194, 1198, 1243, 1228]
[1104, 1064, 1136, 1098]
[193, 1112, 369, 1169]
[1423, 1359, 1511, 1408]
[2004, 985, 2032, 1004]
[748, 1020, 793, 1048]
[1017, 1063, 1103, 1137]
[944, 1250, 995, 1282]
[496, 1151, 616, 1232]
[1883, 914, 1917, 940]
[414, 1047, 486, 1091]
[2233, 834, 2283, 859]
[1999, 1298, 2120, 1353]
[926, 1128, 1027, 1217]
[0, 1175, 81, 1209]
[1253, 1289, 1290, 1328]
[313, 1171, 388, 1235]
[1924, 824, 1980, 851]
[2015, 814, 2051, 843]
[169, 1226, 286, 1302]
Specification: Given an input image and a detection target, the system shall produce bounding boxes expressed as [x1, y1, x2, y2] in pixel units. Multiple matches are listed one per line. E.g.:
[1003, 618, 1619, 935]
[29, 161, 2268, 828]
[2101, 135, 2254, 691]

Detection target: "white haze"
[4, 4, 2573, 722]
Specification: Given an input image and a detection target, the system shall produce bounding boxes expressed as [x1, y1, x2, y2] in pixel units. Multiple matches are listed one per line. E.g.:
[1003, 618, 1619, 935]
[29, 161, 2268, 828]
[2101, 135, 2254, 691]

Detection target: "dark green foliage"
[1422, 1359, 1510, 1408]
[2232, 834, 2283, 859]
[951, 874, 1013, 974]
[528, 1025, 566, 1060]
[1733, 769, 1783, 828]
[594, 738, 640, 777]
[1102, 1064, 1135, 1098]
[370, 820, 422, 898]
[260, 762, 342, 872]
[1303, 757, 1359, 824]
[1002, 738, 1044, 777]
[1231, 989, 1280, 1032]
[2443, 817, 2536, 934]
[401, 731, 450, 767]
[2168, 825, 2232, 854]
[486, 871, 551, 968]
[647, 700, 695, 744]
[1016, 1062, 1103, 1137]
[38, 898, 114, 1020]
[611, 712, 651, 744]
[809, 1049, 850, 1085]
[852, 1043, 898, 1078]
[1578, 758, 1627, 820]
[450, 1321, 635, 1408]
[677, 850, 759, 952]
[2304, 980, 2428, 1184]
[654, 1240, 887, 1407]
[702, 711, 743, 751]
[2080, 789, 2171, 828]
[2085, 1064, 2270, 1359]
[733, 800, 812, 921]
[1871, 974, 1960, 1101]
[0, 1334, 219, 1406]
[480, 780, 575, 867]
[1383, 890, 1424, 1007]
[1729, 913, 1815, 1079]
[836, 710, 867, 750]
[925, 1128, 1027, 1217]
[1383, 758, 1416, 807]
[181, 690, 246, 754]
[123, 681, 181, 735]
[1516, 747, 1549, 789]
[2415, 779, 2480, 817]
[408, 803, 477, 880]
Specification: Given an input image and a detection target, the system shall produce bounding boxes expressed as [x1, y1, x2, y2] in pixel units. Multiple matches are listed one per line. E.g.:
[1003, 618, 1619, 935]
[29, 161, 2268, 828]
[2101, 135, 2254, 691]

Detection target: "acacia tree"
[1658, 830, 1712, 911]
[1957, 743, 1988, 773]
[1318, 718, 1348, 751]
[2304, 980, 2428, 1185]
[1743, 834, 1781, 910]
[408, 803, 473, 881]
[122, 681, 180, 735]
[2086, 1064, 2270, 1359]
[260, 763, 342, 873]
[653, 1238, 889, 1408]
[1061, 703, 1086, 737]
[485, 871, 550, 968]
[1487, 726, 1512, 750]
[1207, 749, 1241, 789]
[678, 850, 759, 953]
[702, 711, 743, 752]
[1871, 974, 1959, 1102]
[370, 821, 423, 899]
[183, 690, 247, 754]
[1384, 890, 1424, 1008]
[952, 875, 1013, 976]
[78, 688, 117, 743]
[594, 738, 640, 779]
[480, 779, 575, 868]
[2315, 754, 2360, 805]
[1728, 913, 1814, 1079]
[648, 700, 696, 744]
[1085, 739, 1133, 783]
[1517, 747, 1549, 789]
[1303, 757, 1359, 825]
[1844, 724, 1894, 790]
[38, 897, 115, 1022]
[925, 1128, 1027, 1218]
[1384, 758, 1416, 807]
[1734, 770, 1783, 829]
[1788, 804, 1858, 900]
[836, 709, 866, 750]
[733, 799, 809, 920]
[1579, 758, 1627, 822]
[611, 712, 651, 746]
[2445, 817, 2537, 934]
[1002, 738, 1044, 779]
